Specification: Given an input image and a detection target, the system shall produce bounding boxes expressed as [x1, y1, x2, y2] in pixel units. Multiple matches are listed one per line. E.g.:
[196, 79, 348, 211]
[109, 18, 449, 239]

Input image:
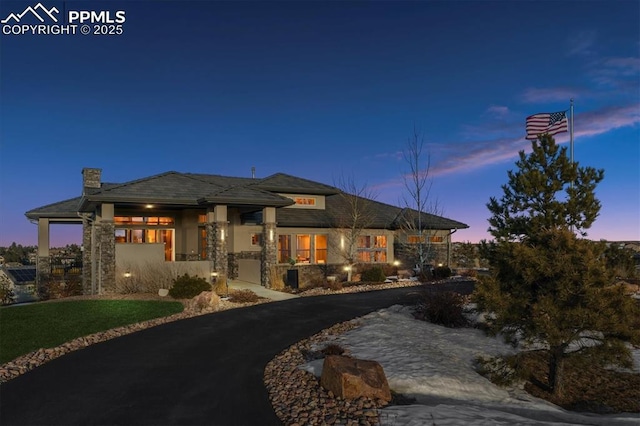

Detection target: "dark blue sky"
[1, 0, 639, 245]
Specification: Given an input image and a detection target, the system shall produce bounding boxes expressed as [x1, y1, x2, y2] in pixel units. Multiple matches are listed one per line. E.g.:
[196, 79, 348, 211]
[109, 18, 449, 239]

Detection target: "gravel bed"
[264, 319, 393, 426]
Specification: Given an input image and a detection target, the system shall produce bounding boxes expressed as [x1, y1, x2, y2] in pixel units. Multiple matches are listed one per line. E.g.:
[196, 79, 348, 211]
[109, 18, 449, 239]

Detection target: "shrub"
[413, 290, 469, 328]
[475, 355, 523, 387]
[229, 289, 259, 303]
[360, 266, 386, 282]
[169, 274, 211, 299]
[0, 282, 15, 305]
[328, 280, 343, 291]
[460, 268, 478, 278]
[433, 266, 452, 279]
[321, 343, 346, 356]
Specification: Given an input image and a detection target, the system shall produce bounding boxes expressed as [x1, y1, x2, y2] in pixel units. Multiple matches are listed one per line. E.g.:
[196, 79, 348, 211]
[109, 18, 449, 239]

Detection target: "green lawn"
[0, 300, 184, 364]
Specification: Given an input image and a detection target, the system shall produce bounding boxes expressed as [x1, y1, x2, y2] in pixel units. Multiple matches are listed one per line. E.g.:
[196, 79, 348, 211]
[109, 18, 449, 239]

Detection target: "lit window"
[357, 234, 388, 263]
[293, 197, 316, 206]
[278, 235, 291, 263]
[358, 236, 371, 248]
[200, 227, 207, 260]
[296, 235, 311, 263]
[430, 236, 444, 243]
[251, 233, 262, 246]
[315, 235, 327, 264]
[114, 216, 174, 225]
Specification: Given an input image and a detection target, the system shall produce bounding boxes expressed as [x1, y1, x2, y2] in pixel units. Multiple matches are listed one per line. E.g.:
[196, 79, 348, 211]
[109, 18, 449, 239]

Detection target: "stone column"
[82, 216, 93, 294]
[97, 204, 116, 294]
[36, 218, 50, 297]
[261, 207, 277, 288]
[207, 206, 228, 277]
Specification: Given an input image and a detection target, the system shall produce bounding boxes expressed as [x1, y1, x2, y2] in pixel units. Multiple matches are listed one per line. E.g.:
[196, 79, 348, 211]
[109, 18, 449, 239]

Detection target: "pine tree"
[475, 135, 639, 397]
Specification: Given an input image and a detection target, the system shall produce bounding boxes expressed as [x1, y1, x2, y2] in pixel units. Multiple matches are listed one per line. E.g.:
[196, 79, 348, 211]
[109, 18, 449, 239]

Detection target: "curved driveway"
[1, 282, 473, 426]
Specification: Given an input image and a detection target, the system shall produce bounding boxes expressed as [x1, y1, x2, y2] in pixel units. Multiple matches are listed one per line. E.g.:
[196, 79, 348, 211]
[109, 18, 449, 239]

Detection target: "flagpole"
[570, 98, 574, 164]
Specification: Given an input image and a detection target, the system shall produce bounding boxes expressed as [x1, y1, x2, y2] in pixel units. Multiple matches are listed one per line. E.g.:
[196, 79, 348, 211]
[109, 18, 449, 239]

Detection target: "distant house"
[0, 265, 37, 303]
[26, 168, 468, 294]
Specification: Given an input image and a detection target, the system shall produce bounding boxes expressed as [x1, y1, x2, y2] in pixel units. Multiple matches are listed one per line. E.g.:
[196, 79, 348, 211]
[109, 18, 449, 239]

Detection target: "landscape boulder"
[186, 291, 220, 312]
[320, 355, 391, 402]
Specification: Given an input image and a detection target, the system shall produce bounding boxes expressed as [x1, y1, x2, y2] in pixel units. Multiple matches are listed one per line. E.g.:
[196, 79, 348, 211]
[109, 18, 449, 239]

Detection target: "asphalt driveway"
[0, 282, 474, 426]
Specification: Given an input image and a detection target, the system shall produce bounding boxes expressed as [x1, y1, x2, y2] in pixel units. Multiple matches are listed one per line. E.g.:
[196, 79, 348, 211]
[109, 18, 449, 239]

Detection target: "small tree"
[452, 241, 478, 268]
[475, 134, 639, 397]
[399, 128, 442, 275]
[330, 174, 377, 281]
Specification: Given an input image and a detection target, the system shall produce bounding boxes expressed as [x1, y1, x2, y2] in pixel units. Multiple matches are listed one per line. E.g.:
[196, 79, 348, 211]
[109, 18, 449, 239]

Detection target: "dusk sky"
[1, 0, 638, 247]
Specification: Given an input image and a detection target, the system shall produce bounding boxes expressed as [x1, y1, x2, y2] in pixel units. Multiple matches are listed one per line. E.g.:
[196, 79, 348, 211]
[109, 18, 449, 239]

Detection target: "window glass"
[278, 235, 291, 263]
[315, 235, 327, 264]
[296, 235, 311, 263]
[251, 233, 262, 246]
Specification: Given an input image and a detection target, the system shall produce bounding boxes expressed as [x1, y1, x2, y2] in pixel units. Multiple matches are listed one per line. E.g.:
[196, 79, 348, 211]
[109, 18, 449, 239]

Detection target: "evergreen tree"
[475, 135, 639, 397]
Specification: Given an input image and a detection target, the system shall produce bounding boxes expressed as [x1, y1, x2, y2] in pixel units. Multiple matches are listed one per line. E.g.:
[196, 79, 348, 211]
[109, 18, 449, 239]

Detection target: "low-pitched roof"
[25, 170, 469, 231]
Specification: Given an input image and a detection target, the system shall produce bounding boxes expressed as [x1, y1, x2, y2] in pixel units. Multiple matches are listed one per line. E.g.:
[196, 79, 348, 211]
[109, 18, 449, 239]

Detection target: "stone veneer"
[261, 222, 277, 288]
[96, 222, 116, 293]
[82, 217, 93, 294]
[36, 255, 51, 296]
[275, 264, 344, 289]
[206, 221, 228, 277]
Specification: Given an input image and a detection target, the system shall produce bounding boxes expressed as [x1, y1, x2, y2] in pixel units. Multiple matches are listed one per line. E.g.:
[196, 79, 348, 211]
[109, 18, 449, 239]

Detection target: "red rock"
[320, 355, 391, 402]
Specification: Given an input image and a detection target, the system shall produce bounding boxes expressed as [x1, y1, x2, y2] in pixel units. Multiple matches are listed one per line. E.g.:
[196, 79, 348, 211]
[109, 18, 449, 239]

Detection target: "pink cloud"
[372, 103, 639, 187]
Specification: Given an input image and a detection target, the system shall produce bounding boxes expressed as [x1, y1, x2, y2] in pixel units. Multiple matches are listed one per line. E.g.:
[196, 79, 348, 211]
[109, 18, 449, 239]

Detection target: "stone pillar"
[82, 216, 93, 294]
[36, 218, 50, 296]
[96, 203, 115, 294]
[261, 207, 277, 288]
[207, 206, 228, 277]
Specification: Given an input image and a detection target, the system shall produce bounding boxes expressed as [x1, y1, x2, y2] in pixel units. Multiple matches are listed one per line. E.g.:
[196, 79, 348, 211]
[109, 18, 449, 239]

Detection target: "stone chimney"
[82, 168, 102, 194]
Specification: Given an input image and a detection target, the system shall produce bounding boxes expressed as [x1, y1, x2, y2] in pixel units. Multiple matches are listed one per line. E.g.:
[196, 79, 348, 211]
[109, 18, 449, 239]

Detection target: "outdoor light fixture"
[340, 236, 344, 250]
[393, 260, 400, 267]
[145, 204, 154, 209]
[124, 271, 131, 278]
[221, 229, 225, 241]
[343, 265, 351, 272]
[438, 263, 443, 267]
[269, 229, 274, 242]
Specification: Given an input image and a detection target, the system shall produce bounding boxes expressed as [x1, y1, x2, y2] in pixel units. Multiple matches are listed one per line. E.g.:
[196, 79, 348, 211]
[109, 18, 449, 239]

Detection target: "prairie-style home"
[26, 168, 468, 294]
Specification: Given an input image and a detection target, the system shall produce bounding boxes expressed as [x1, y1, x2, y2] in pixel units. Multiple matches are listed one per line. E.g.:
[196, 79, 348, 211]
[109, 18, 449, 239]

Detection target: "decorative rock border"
[264, 320, 395, 426]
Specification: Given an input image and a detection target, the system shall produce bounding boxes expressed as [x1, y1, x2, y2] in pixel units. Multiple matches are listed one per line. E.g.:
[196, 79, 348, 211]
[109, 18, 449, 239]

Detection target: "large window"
[115, 216, 175, 261]
[115, 229, 174, 261]
[278, 235, 291, 263]
[114, 216, 174, 225]
[357, 234, 387, 263]
[408, 235, 444, 244]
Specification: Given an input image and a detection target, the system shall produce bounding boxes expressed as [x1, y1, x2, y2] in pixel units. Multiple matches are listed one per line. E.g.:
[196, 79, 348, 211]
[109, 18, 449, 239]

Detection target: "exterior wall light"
[145, 204, 154, 209]
[124, 271, 131, 278]
[220, 229, 225, 242]
[269, 229, 274, 242]
[393, 260, 400, 267]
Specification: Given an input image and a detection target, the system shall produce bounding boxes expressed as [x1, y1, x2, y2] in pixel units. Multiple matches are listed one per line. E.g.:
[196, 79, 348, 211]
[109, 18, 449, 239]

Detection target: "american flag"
[525, 111, 568, 140]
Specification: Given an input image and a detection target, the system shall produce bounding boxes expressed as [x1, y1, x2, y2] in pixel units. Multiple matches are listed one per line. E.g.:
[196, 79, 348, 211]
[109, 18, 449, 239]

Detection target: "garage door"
[237, 259, 261, 284]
